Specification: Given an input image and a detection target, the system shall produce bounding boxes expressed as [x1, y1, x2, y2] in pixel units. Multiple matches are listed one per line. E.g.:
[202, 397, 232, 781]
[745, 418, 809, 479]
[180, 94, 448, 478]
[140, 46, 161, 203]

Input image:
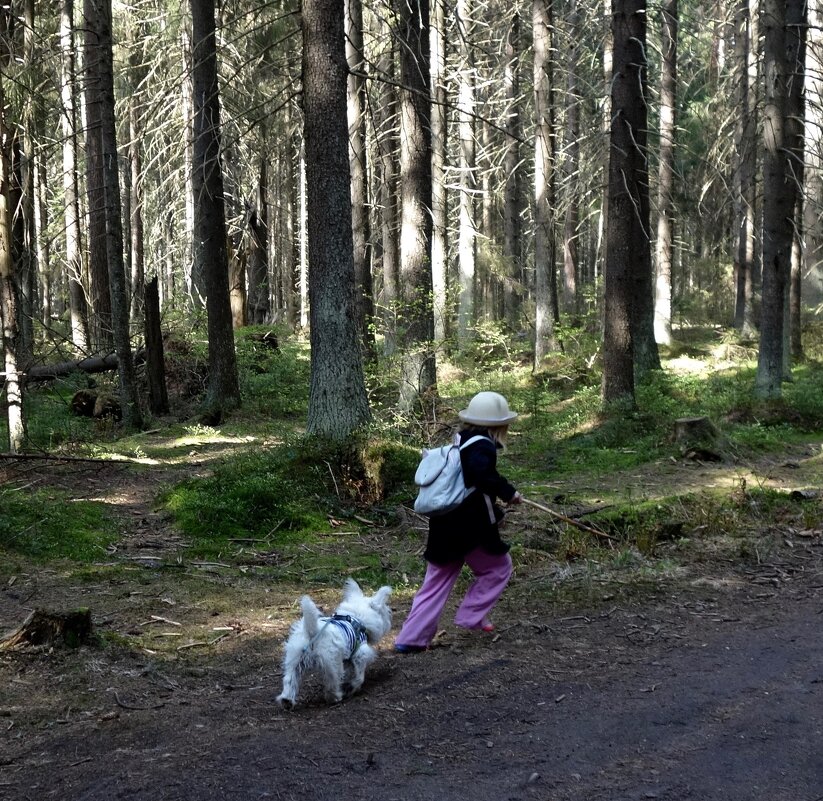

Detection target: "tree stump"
[674, 416, 718, 446]
[674, 416, 724, 461]
[0, 608, 93, 651]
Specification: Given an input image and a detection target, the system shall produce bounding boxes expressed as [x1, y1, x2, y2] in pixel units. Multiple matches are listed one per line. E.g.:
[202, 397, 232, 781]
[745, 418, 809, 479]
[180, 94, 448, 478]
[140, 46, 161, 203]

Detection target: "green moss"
[162, 444, 335, 554]
[0, 489, 115, 561]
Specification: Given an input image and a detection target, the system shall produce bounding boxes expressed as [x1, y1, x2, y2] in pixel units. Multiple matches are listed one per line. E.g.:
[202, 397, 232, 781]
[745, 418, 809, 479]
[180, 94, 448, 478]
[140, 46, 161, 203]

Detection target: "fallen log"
[0, 608, 93, 651]
[27, 349, 146, 382]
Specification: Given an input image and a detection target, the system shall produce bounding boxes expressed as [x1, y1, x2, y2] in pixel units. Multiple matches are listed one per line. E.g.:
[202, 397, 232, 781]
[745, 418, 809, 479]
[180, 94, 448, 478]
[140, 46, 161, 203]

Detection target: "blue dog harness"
[325, 614, 368, 658]
[303, 614, 367, 661]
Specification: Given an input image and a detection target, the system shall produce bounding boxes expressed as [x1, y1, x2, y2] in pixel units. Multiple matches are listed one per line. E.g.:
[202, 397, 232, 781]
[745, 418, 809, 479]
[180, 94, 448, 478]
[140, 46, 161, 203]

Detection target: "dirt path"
[4, 575, 822, 801]
[2, 449, 823, 800]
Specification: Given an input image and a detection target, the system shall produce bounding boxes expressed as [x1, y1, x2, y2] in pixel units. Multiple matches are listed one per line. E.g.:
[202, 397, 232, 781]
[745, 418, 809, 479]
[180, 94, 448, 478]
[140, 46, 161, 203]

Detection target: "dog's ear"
[370, 585, 392, 608]
[342, 577, 362, 601]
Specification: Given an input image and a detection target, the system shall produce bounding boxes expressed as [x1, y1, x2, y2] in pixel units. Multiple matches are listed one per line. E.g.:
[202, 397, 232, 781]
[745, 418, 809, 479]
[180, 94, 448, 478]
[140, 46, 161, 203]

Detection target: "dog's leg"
[344, 645, 376, 697]
[277, 641, 305, 709]
[321, 659, 345, 704]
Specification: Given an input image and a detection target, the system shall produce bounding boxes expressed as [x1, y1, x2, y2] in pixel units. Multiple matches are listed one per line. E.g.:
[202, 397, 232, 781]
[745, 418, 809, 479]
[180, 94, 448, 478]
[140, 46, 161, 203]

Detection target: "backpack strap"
[458, 434, 493, 451]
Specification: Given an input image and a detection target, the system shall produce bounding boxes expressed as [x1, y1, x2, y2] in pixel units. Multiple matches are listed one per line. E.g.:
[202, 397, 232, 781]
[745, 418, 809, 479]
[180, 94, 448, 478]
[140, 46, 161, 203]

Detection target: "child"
[395, 391, 522, 652]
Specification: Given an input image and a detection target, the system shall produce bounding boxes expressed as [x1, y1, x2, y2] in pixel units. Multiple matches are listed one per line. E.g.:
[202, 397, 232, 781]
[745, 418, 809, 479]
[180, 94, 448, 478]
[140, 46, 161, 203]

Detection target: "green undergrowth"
[522, 485, 822, 565]
[506, 484, 823, 609]
[4, 324, 823, 601]
[0, 488, 115, 562]
[161, 437, 418, 562]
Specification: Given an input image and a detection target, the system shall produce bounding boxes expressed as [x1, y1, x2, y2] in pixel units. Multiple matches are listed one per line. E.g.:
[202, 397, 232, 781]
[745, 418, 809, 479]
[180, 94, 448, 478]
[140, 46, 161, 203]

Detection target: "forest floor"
[2, 438, 823, 801]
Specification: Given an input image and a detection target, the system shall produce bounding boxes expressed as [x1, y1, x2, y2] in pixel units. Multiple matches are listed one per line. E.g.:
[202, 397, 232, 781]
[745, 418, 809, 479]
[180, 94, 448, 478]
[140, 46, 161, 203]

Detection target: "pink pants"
[395, 548, 513, 647]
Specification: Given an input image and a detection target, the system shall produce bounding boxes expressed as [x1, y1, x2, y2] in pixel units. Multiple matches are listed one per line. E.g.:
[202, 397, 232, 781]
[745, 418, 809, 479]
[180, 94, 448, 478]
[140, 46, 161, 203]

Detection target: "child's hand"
[508, 492, 523, 505]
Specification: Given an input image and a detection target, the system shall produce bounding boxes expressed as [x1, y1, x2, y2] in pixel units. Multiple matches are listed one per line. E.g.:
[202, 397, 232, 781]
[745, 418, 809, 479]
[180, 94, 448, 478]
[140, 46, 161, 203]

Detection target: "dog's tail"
[300, 595, 322, 639]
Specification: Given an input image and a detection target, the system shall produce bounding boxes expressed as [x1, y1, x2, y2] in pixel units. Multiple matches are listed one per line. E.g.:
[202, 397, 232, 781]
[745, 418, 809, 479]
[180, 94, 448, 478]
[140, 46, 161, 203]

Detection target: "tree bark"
[786, 0, 806, 366]
[533, 0, 560, 366]
[755, 0, 800, 398]
[61, 0, 89, 351]
[561, 0, 580, 316]
[229, 242, 247, 329]
[302, 0, 371, 439]
[733, 0, 757, 336]
[603, 0, 652, 404]
[190, 0, 240, 415]
[430, 0, 448, 344]
[375, 22, 399, 356]
[85, 0, 142, 429]
[128, 16, 147, 324]
[456, 0, 476, 351]
[181, 25, 199, 307]
[143, 277, 169, 414]
[503, 9, 522, 325]
[17, 0, 36, 371]
[83, 0, 113, 353]
[346, 0, 376, 360]
[1, 608, 92, 651]
[28, 350, 146, 381]
[802, 0, 823, 308]
[0, 71, 25, 452]
[246, 157, 270, 325]
[654, 0, 677, 347]
[396, 0, 437, 411]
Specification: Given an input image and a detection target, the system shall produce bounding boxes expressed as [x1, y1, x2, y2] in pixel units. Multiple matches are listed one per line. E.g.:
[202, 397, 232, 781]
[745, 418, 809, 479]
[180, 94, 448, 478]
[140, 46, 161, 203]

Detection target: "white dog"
[276, 578, 393, 708]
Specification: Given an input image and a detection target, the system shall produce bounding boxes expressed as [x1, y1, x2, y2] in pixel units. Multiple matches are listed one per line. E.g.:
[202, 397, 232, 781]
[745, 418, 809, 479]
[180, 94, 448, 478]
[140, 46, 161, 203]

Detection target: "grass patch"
[162, 444, 336, 556]
[0, 488, 116, 561]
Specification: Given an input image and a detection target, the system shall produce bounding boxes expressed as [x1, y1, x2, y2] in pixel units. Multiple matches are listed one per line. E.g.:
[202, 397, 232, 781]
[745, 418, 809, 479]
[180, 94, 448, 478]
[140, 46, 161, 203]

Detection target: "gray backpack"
[413, 435, 491, 516]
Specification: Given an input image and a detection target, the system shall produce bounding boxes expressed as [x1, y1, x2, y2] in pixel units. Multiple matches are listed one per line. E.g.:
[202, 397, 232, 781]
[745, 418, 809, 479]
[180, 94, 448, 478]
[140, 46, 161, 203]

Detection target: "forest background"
[4, 3, 823, 791]
[0, 0, 822, 547]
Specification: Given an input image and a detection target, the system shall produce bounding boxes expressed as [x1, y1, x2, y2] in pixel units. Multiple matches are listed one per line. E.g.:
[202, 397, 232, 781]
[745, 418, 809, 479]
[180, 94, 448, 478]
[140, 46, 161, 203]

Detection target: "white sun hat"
[458, 391, 518, 426]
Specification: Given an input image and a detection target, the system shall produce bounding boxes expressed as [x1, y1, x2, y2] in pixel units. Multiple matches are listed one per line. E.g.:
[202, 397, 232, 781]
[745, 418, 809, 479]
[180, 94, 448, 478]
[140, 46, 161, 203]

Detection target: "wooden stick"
[520, 497, 617, 542]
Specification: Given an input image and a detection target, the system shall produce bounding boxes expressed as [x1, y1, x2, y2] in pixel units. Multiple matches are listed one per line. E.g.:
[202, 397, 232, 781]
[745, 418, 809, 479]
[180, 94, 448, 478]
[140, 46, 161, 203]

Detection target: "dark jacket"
[424, 428, 517, 565]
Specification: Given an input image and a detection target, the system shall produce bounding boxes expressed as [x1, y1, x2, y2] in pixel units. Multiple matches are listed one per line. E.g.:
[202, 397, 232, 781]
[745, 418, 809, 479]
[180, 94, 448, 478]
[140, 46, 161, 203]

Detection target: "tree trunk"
[83, 0, 113, 353]
[533, 0, 560, 367]
[246, 157, 270, 325]
[143, 277, 169, 415]
[456, 0, 476, 351]
[0, 71, 25, 453]
[28, 350, 146, 381]
[396, 0, 437, 411]
[298, 141, 309, 330]
[302, 0, 371, 439]
[654, 0, 677, 347]
[503, 9, 522, 325]
[561, 0, 580, 316]
[802, 0, 823, 308]
[755, 0, 799, 398]
[375, 20, 399, 356]
[786, 0, 806, 366]
[190, 0, 240, 415]
[181, 25, 199, 307]
[17, 0, 36, 371]
[35, 147, 49, 327]
[598, 0, 613, 282]
[430, 0, 448, 344]
[85, 0, 142, 429]
[229, 243, 247, 329]
[128, 17, 147, 324]
[346, 0, 376, 360]
[733, 0, 757, 336]
[283, 101, 298, 329]
[603, 0, 651, 404]
[61, 0, 88, 351]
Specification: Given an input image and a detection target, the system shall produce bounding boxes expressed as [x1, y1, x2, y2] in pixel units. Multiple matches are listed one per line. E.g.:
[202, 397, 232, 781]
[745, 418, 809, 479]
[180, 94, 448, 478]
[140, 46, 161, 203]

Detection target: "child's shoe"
[394, 643, 427, 653]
